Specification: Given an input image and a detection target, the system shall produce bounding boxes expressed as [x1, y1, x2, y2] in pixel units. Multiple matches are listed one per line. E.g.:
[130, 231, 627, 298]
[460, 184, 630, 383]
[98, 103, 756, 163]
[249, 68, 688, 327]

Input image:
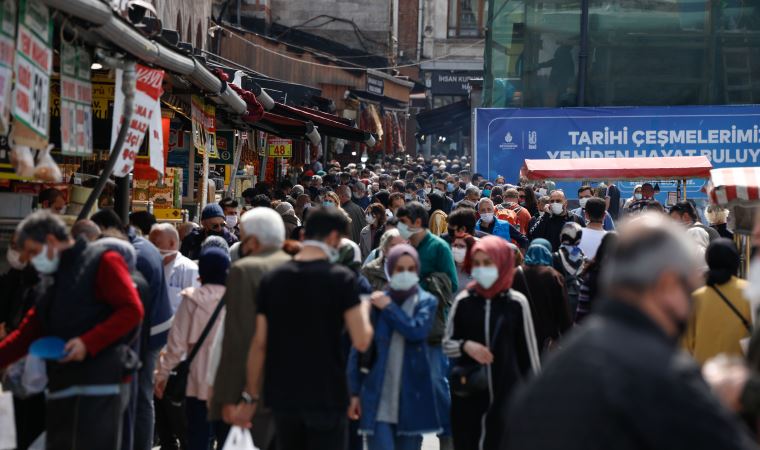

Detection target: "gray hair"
[239, 207, 286, 249]
[291, 185, 305, 196]
[465, 186, 480, 197]
[71, 220, 102, 242]
[17, 210, 69, 246]
[477, 197, 494, 211]
[201, 235, 230, 255]
[379, 228, 402, 254]
[150, 223, 180, 250]
[93, 237, 137, 272]
[601, 213, 695, 293]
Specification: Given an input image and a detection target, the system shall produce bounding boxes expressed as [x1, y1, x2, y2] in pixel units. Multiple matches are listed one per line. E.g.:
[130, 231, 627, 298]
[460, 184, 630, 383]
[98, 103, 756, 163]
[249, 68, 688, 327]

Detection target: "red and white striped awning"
[707, 167, 760, 206]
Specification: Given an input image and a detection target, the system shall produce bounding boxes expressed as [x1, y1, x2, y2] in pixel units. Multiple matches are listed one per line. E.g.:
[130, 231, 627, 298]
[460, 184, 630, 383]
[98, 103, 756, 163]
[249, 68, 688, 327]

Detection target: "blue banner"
[474, 105, 760, 199]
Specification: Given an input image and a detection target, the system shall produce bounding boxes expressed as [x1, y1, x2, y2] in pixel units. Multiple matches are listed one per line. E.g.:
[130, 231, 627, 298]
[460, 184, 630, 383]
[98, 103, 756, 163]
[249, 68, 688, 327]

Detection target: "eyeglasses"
[209, 222, 224, 230]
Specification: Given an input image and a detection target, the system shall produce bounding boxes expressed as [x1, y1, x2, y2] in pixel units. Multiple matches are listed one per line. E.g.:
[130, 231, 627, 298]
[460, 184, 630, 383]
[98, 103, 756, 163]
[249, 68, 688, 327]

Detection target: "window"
[449, 0, 488, 37]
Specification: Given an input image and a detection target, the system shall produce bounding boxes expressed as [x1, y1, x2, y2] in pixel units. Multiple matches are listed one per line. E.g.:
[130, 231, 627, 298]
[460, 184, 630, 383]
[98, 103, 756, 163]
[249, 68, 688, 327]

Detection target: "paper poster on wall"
[0, 1, 16, 134]
[60, 41, 93, 156]
[111, 64, 164, 177]
[11, 0, 52, 149]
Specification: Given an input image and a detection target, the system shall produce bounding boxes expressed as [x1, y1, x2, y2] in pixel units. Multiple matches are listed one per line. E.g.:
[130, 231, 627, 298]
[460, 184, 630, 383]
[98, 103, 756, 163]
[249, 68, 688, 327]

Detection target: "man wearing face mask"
[505, 213, 759, 450]
[180, 204, 239, 260]
[528, 190, 585, 251]
[626, 182, 663, 215]
[220, 197, 240, 239]
[210, 207, 290, 447]
[475, 198, 529, 251]
[0, 211, 144, 449]
[230, 207, 373, 449]
[570, 186, 615, 231]
[149, 224, 200, 313]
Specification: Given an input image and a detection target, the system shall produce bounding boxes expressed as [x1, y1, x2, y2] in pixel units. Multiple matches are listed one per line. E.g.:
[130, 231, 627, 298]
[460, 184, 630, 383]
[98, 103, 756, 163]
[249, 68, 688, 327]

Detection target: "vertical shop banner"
[0, 1, 16, 134]
[191, 95, 218, 158]
[147, 98, 164, 173]
[12, 0, 52, 146]
[205, 102, 219, 159]
[60, 41, 93, 156]
[475, 105, 760, 199]
[111, 64, 164, 177]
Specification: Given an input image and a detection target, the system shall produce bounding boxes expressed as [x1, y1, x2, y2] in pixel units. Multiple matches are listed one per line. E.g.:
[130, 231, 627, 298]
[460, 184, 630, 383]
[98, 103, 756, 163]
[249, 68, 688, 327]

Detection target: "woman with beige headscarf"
[275, 202, 301, 239]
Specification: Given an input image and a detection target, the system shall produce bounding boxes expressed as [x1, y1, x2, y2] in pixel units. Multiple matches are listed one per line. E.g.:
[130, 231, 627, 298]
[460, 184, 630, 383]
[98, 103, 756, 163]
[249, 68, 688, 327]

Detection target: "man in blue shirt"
[475, 198, 529, 250]
[571, 185, 615, 231]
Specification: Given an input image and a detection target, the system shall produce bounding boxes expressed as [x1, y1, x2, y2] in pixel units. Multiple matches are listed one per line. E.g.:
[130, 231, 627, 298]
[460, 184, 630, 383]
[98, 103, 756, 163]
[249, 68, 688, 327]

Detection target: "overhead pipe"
[42, 0, 245, 115]
[78, 57, 136, 221]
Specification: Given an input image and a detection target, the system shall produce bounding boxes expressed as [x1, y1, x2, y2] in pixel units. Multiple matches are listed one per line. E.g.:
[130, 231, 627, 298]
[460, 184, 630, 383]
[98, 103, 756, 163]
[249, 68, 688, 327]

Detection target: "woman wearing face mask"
[361, 229, 405, 291]
[347, 244, 441, 450]
[360, 203, 388, 261]
[623, 184, 643, 212]
[450, 233, 476, 294]
[552, 222, 586, 316]
[443, 236, 540, 450]
[323, 191, 342, 209]
[514, 238, 572, 353]
[428, 192, 448, 237]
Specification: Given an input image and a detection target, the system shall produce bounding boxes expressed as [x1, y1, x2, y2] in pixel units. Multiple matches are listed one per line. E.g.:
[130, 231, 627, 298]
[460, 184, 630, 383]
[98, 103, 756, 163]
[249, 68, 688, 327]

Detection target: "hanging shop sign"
[428, 70, 480, 96]
[267, 137, 292, 158]
[59, 41, 93, 156]
[191, 95, 218, 158]
[367, 74, 384, 96]
[12, 0, 52, 149]
[0, 2, 16, 134]
[111, 63, 164, 177]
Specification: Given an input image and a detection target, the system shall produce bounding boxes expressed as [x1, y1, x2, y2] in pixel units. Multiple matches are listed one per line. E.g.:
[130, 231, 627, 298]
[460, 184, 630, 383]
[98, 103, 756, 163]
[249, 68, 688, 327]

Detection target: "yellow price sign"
[268, 138, 292, 158]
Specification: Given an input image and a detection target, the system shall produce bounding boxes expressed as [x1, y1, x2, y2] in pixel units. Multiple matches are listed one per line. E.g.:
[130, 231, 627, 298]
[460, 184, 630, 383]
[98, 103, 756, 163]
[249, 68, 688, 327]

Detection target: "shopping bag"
[222, 426, 259, 450]
[0, 387, 17, 450]
[22, 355, 47, 395]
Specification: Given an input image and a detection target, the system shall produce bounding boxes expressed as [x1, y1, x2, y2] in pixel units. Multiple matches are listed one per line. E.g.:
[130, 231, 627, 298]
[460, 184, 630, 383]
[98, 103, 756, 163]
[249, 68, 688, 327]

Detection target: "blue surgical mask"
[31, 244, 60, 274]
[472, 266, 499, 290]
[323, 201, 335, 208]
[389, 271, 419, 291]
[482, 189, 492, 197]
[397, 222, 420, 240]
[447, 183, 455, 193]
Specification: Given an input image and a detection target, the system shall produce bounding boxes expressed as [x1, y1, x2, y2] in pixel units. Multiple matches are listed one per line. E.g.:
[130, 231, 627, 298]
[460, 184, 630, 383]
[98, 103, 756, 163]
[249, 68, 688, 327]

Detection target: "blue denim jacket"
[347, 288, 441, 436]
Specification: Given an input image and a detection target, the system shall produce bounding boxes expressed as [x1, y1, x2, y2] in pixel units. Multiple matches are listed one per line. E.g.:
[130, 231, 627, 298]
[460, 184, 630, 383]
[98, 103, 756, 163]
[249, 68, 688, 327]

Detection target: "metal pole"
[78, 60, 136, 221]
[114, 174, 130, 223]
[577, 0, 590, 107]
[226, 131, 245, 197]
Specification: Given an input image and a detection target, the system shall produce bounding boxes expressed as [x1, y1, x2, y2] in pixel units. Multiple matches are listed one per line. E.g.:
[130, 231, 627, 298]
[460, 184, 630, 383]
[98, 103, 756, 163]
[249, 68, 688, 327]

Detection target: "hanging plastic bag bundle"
[222, 426, 259, 450]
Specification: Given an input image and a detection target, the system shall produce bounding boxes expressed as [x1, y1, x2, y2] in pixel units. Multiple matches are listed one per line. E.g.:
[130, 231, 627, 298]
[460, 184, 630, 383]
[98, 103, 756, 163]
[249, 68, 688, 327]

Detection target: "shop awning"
[521, 156, 713, 181]
[415, 100, 471, 135]
[706, 167, 760, 206]
[271, 103, 372, 143]
[348, 89, 408, 110]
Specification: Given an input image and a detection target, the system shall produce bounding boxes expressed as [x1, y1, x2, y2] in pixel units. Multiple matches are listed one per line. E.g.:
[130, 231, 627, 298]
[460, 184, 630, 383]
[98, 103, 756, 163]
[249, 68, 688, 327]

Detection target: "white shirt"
[579, 228, 608, 261]
[164, 253, 200, 313]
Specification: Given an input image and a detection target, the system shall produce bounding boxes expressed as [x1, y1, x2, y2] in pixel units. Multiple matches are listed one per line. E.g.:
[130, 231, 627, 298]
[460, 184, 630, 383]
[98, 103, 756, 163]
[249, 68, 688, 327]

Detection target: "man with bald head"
[528, 190, 585, 251]
[337, 184, 366, 244]
[505, 213, 757, 450]
[149, 223, 198, 313]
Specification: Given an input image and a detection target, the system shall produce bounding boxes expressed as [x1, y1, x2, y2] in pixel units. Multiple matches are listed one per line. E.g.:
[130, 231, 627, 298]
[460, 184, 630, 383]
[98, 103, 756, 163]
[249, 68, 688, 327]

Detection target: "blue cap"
[199, 247, 230, 285]
[201, 203, 225, 221]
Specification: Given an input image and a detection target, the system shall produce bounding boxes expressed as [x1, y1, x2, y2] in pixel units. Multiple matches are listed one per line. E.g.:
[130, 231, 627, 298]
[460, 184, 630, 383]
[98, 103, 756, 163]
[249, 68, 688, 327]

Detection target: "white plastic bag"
[33, 144, 62, 183]
[222, 426, 259, 450]
[9, 145, 35, 177]
[21, 355, 47, 395]
[0, 387, 16, 450]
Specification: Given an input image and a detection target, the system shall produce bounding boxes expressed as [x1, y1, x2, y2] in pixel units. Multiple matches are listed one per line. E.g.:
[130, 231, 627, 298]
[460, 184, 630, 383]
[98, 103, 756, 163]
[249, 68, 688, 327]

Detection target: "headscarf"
[706, 238, 739, 286]
[560, 222, 584, 263]
[465, 235, 515, 299]
[525, 240, 553, 266]
[384, 243, 420, 303]
[530, 238, 552, 254]
[92, 237, 136, 272]
[199, 247, 230, 285]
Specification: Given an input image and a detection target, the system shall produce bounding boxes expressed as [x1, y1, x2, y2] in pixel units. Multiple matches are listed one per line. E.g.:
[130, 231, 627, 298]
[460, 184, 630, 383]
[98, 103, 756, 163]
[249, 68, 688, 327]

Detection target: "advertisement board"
[475, 105, 760, 199]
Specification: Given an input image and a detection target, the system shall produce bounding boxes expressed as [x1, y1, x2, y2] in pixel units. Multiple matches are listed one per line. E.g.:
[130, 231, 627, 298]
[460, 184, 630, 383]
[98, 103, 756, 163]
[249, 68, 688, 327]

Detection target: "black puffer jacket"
[504, 300, 758, 450]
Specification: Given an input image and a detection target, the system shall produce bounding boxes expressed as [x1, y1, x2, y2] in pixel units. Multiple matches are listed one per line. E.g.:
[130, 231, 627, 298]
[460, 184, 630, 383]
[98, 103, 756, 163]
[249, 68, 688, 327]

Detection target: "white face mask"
[537, 188, 548, 197]
[472, 266, 499, 290]
[389, 271, 420, 291]
[159, 249, 178, 257]
[365, 214, 376, 226]
[550, 202, 564, 215]
[6, 248, 26, 270]
[31, 244, 60, 274]
[579, 197, 589, 209]
[452, 247, 467, 263]
[480, 213, 494, 223]
[634, 193, 643, 200]
[397, 222, 420, 240]
[225, 215, 238, 229]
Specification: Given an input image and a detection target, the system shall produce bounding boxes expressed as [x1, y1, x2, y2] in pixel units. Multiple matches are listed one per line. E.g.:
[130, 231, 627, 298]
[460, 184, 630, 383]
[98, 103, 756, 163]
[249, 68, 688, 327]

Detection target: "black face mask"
[207, 227, 224, 237]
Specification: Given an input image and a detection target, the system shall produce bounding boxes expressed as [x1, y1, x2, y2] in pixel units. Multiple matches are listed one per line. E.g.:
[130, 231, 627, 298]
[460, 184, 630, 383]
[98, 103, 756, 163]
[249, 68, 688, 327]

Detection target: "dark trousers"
[274, 411, 347, 450]
[12, 393, 45, 450]
[46, 385, 128, 450]
[185, 397, 213, 450]
[134, 347, 160, 450]
[155, 395, 188, 450]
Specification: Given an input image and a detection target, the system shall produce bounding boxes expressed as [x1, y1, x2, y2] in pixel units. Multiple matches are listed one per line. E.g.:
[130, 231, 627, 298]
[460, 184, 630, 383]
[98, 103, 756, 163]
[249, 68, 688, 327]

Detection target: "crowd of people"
[1, 154, 760, 450]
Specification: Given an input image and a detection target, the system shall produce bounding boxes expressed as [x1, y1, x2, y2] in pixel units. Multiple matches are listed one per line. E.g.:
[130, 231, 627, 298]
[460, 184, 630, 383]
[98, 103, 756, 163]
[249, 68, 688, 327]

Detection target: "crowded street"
[5, 0, 760, 450]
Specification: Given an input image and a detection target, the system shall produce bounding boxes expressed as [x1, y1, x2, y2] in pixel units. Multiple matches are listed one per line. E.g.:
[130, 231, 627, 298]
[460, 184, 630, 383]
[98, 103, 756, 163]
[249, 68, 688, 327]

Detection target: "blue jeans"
[366, 422, 423, 450]
[428, 345, 451, 436]
[185, 397, 213, 450]
[134, 347, 159, 450]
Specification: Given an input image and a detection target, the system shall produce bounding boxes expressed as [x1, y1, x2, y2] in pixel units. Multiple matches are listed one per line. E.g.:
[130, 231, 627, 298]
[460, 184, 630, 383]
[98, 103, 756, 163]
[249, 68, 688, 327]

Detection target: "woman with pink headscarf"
[443, 236, 540, 450]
